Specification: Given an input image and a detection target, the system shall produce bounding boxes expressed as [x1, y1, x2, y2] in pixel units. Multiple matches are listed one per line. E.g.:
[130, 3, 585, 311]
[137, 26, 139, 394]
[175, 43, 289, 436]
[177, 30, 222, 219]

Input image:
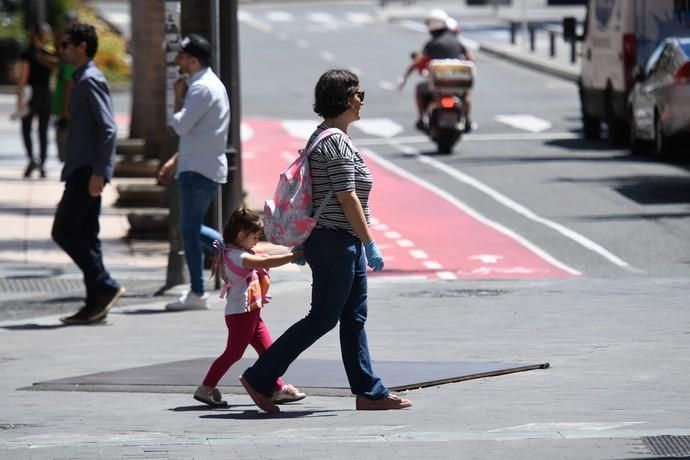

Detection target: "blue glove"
[364, 241, 384, 272]
[291, 244, 305, 266]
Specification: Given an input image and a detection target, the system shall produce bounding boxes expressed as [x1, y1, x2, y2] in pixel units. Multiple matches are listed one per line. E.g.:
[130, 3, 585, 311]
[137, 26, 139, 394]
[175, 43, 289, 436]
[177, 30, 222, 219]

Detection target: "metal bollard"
[510, 21, 517, 45]
[549, 31, 556, 57]
[529, 26, 535, 52]
[570, 40, 577, 63]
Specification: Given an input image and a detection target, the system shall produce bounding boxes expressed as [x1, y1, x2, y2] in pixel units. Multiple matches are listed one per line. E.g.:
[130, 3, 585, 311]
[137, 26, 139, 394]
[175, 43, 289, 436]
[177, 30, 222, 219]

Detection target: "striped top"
[308, 124, 373, 235]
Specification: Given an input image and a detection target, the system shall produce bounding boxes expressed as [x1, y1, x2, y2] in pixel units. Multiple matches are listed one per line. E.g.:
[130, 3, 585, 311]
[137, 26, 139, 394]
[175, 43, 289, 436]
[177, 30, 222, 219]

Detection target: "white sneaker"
[165, 291, 209, 311]
[272, 384, 306, 404]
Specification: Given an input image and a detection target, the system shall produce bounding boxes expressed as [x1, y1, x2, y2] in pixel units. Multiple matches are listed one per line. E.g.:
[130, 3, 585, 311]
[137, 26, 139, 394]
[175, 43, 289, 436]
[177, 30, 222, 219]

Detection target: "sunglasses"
[353, 90, 365, 102]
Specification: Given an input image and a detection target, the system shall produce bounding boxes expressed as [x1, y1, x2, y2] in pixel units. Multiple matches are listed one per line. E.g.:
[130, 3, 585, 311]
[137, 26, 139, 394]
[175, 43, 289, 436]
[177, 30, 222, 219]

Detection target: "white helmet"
[446, 17, 459, 33]
[425, 9, 449, 32]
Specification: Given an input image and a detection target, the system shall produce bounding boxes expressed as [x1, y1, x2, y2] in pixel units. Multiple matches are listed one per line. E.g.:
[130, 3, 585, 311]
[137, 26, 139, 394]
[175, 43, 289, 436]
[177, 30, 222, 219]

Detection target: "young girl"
[194, 207, 306, 407]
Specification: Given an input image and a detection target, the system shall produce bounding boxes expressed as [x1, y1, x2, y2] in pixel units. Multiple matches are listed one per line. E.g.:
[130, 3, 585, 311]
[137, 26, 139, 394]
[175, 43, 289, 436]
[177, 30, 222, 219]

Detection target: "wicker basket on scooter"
[428, 59, 475, 92]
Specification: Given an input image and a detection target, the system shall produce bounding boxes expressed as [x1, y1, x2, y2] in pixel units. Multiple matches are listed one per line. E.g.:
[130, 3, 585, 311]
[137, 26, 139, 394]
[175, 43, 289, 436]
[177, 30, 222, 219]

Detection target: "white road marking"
[437, 271, 458, 280]
[378, 80, 396, 91]
[489, 422, 647, 433]
[308, 12, 336, 24]
[349, 67, 363, 76]
[295, 39, 309, 48]
[352, 118, 404, 138]
[384, 231, 401, 239]
[240, 122, 254, 142]
[423, 261, 442, 269]
[266, 11, 293, 22]
[362, 148, 582, 275]
[320, 51, 334, 62]
[469, 254, 503, 264]
[417, 154, 636, 272]
[495, 114, 553, 133]
[373, 223, 389, 231]
[282, 120, 318, 140]
[397, 239, 414, 247]
[346, 12, 374, 25]
[409, 249, 428, 259]
[280, 151, 297, 162]
[237, 11, 274, 34]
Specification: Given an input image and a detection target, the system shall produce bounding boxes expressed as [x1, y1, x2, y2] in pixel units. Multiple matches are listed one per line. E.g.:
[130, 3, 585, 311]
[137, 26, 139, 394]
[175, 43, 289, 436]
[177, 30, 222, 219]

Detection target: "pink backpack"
[263, 127, 343, 246]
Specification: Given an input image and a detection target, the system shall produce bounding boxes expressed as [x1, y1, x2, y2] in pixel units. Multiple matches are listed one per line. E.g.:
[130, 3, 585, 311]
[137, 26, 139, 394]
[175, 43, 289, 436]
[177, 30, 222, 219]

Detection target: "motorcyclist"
[398, 9, 474, 132]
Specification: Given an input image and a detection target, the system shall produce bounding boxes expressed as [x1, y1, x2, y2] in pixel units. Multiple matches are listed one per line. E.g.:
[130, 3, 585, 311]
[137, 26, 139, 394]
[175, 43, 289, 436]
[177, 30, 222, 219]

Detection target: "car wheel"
[653, 113, 670, 157]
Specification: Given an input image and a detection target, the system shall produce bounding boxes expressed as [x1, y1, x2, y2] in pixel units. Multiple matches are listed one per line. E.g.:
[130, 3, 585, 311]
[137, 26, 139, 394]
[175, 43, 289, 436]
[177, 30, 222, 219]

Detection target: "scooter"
[420, 58, 475, 154]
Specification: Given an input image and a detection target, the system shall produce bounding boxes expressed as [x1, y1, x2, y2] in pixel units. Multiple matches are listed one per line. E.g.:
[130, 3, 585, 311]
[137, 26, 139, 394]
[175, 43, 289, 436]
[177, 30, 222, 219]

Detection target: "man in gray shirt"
[158, 34, 230, 311]
[51, 22, 124, 325]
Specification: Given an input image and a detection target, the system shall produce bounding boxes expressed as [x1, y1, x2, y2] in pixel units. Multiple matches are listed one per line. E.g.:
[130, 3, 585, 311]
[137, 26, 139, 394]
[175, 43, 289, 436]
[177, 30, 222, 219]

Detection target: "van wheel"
[582, 110, 601, 139]
[605, 87, 628, 145]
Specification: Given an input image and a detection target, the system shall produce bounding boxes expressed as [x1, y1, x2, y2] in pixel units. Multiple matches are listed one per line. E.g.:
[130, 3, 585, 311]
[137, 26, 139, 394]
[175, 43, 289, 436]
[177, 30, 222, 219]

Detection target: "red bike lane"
[242, 118, 579, 280]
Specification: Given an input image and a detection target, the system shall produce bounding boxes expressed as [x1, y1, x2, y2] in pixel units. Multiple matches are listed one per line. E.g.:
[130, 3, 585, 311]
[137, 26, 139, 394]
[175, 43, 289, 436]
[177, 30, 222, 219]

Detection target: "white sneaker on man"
[165, 291, 209, 311]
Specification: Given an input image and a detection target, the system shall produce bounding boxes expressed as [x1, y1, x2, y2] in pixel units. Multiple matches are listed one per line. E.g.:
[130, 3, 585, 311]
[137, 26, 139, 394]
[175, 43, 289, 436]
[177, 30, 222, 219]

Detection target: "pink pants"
[203, 309, 283, 391]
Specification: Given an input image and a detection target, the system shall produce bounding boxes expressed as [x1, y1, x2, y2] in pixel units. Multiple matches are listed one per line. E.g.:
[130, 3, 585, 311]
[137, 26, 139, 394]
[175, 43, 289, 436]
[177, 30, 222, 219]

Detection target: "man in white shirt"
[158, 34, 230, 311]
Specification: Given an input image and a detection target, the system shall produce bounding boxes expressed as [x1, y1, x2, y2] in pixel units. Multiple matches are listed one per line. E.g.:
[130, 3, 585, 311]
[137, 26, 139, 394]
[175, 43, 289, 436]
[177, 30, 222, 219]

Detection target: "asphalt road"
[238, 2, 690, 280]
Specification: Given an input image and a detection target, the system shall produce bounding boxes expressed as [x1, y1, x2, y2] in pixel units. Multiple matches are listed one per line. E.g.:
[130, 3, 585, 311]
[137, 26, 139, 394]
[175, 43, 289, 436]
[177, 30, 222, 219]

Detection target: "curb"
[478, 41, 579, 83]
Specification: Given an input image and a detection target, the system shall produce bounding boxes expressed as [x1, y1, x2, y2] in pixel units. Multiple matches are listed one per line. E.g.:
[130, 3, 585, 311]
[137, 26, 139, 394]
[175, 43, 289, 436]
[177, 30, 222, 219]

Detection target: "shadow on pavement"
[1, 323, 68, 330]
[200, 409, 338, 420]
[556, 175, 690, 205]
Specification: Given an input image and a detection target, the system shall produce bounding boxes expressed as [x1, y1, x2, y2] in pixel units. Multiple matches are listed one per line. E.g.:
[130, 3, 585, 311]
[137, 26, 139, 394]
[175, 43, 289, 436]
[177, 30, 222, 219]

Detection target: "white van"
[566, 0, 690, 142]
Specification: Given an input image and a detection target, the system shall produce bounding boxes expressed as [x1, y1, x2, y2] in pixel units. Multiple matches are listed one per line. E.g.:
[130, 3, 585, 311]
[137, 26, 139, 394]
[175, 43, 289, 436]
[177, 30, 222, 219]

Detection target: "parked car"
[564, 0, 690, 144]
[629, 37, 690, 156]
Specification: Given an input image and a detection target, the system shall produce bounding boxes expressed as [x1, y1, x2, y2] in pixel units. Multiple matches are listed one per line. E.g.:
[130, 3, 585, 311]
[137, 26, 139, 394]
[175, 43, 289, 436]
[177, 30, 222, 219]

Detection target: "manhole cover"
[410, 289, 511, 298]
[643, 435, 690, 457]
[0, 278, 85, 294]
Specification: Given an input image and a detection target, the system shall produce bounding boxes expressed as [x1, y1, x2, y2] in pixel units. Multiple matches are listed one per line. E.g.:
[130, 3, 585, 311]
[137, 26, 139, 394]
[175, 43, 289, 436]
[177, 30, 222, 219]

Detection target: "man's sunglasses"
[60, 40, 81, 49]
[353, 90, 365, 102]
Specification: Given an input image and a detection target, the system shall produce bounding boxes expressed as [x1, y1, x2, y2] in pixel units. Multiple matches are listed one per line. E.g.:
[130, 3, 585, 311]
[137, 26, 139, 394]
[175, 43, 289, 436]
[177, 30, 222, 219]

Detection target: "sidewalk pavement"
[6, 4, 690, 459]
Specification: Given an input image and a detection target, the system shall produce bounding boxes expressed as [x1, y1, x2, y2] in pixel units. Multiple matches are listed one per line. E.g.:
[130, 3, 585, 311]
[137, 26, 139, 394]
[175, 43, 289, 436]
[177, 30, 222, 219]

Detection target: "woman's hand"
[291, 245, 305, 266]
[364, 241, 384, 272]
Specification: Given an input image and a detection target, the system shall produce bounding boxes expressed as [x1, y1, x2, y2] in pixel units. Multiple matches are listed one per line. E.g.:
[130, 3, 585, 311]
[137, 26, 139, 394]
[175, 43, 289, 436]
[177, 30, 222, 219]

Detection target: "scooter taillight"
[440, 96, 456, 109]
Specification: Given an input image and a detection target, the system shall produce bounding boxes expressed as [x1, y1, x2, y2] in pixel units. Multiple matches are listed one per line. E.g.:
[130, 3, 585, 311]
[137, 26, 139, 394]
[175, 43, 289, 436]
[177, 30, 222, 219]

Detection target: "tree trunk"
[129, 0, 167, 159]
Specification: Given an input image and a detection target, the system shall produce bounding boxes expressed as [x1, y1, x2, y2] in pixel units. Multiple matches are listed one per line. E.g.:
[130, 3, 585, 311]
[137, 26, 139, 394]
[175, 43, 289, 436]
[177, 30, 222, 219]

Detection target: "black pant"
[51, 166, 120, 304]
[21, 86, 52, 165]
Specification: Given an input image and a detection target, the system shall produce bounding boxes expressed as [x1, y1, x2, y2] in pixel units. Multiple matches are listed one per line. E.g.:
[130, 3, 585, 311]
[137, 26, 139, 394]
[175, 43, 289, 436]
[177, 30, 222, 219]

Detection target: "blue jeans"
[242, 228, 389, 399]
[177, 171, 223, 295]
[52, 166, 120, 304]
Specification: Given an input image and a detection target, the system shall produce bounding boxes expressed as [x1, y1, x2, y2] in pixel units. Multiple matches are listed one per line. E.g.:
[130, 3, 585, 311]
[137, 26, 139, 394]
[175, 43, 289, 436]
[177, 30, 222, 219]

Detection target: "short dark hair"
[222, 207, 263, 246]
[66, 22, 98, 58]
[313, 69, 359, 119]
